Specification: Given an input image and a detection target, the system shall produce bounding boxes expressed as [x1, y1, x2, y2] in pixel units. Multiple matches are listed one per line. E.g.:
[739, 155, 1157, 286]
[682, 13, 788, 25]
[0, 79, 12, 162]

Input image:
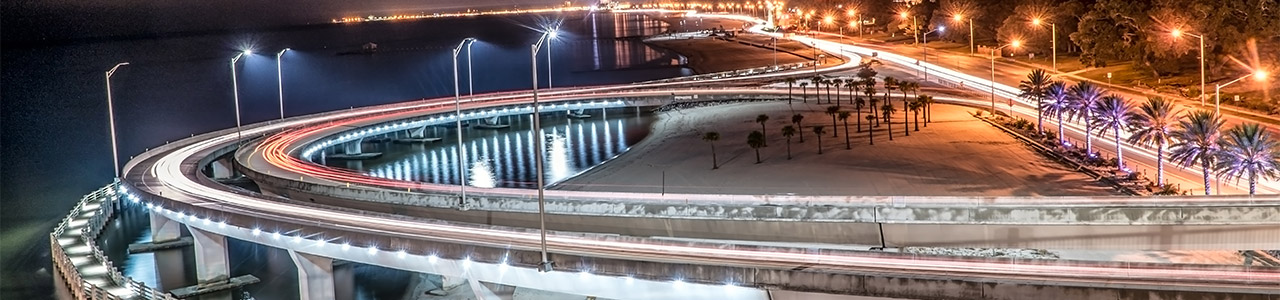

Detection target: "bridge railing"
[49, 183, 178, 300]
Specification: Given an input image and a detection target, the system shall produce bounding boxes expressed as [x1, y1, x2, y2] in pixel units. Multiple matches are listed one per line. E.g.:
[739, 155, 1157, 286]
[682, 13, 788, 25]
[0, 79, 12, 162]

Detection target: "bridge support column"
[209, 157, 235, 179]
[334, 262, 355, 300]
[151, 213, 189, 290]
[288, 250, 335, 300]
[150, 213, 181, 242]
[468, 278, 501, 300]
[186, 225, 232, 300]
[343, 138, 363, 155]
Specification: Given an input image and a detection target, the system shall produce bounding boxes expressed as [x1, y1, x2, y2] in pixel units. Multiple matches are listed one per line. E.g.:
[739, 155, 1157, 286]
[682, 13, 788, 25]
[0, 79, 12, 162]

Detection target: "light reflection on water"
[341, 111, 648, 188]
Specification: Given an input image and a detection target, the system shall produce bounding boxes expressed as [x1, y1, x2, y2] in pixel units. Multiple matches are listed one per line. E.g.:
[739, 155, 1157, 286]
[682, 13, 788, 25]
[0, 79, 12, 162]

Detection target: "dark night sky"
[2, 0, 569, 43]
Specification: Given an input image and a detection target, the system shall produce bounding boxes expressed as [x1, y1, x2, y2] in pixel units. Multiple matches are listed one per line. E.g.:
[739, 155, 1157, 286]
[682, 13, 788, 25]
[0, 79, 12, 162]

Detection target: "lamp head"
[549, 30, 559, 39]
[937, 26, 945, 33]
[823, 15, 833, 24]
[846, 9, 855, 16]
[1171, 28, 1183, 38]
[953, 14, 962, 21]
[1011, 40, 1022, 48]
[1256, 70, 1270, 81]
[243, 49, 253, 55]
[1031, 18, 1041, 26]
[899, 12, 908, 19]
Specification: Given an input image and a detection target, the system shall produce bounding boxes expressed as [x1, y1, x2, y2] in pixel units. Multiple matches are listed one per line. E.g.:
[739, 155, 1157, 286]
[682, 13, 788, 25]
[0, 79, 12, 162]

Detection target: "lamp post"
[531, 29, 557, 273]
[1172, 29, 1206, 106]
[452, 38, 476, 209]
[231, 50, 251, 144]
[1214, 71, 1268, 115]
[1031, 18, 1057, 72]
[771, 37, 778, 70]
[953, 14, 973, 55]
[105, 62, 129, 178]
[467, 41, 475, 98]
[899, 12, 917, 45]
[922, 26, 945, 81]
[990, 41, 1021, 114]
[547, 27, 559, 89]
[275, 48, 290, 119]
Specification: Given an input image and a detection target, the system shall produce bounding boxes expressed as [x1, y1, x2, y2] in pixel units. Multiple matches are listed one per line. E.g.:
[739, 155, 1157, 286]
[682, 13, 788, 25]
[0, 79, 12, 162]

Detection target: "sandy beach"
[554, 100, 1121, 196]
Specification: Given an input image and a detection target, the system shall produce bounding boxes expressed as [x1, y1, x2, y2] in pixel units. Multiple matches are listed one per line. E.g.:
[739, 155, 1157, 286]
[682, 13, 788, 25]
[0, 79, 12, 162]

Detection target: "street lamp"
[275, 48, 290, 119]
[922, 26, 945, 81]
[547, 28, 559, 89]
[990, 41, 1021, 114]
[531, 29, 557, 273]
[105, 62, 129, 178]
[899, 12, 918, 45]
[1214, 70, 1268, 115]
[452, 38, 476, 209]
[1030, 17, 1057, 72]
[231, 50, 251, 144]
[1171, 29, 1207, 106]
[953, 14, 973, 55]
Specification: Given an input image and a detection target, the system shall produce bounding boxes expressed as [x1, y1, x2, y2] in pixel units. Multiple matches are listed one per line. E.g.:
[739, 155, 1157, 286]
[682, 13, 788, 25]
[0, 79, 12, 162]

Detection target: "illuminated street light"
[922, 26, 944, 81]
[1171, 28, 1207, 107]
[547, 28, 559, 89]
[1214, 70, 1269, 115]
[275, 48, 290, 119]
[1030, 17, 1057, 71]
[990, 41, 1021, 113]
[231, 50, 252, 144]
[105, 62, 129, 178]
[531, 29, 556, 273]
[899, 12, 918, 45]
[953, 14, 973, 55]
[452, 38, 476, 209]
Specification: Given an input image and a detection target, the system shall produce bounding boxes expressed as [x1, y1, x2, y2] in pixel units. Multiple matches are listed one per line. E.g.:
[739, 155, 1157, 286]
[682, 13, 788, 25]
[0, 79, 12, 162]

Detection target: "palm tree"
[1169, 110, 1225, 195]
[748, 131, 766, 163]
[824, 78, 835, 104]
[791, 114, 805, 143]
[1041, 81, 1070, 144]
[897, 81, 911, 136]
[825, 106, 841, 137]
[864, 84, 879, 127]
[756, 114, 770, 147]
[881, 102, 895, 141]
[845, 80, 858, 106]
[855, 65, 877, 83]
[702, 131, 721, 169]
[1215, 123, 1280, 195]
[1128, 97, 1181, 187]
[883, 76, 898, 107]
[922, 92, 936, 124]
[785, 78, 797, 104]
[1090, 94, 1138, 169]
[1069, 81, 1107, 156]
[1019, 69, 1052, 134]
[854, 97, 866, 132]
[838, 111, 852, 149]
[864, 115, 876, 145]
[812, 126, 826, 154]
[811, 76, 824, 102]
[781, 125, 796, 159]
[798, 81, 809, 103]
[909, 97, 925, 131]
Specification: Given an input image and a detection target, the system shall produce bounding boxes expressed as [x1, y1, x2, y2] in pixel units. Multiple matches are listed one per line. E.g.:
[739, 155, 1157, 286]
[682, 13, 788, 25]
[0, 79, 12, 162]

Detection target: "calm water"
[321, 110, 654, 188]
[1, 11, 687, 299]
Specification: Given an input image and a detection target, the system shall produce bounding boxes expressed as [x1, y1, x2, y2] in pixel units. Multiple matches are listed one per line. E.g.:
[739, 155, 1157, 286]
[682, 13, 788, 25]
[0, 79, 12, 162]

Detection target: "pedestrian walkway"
[51, 185, 164, 299]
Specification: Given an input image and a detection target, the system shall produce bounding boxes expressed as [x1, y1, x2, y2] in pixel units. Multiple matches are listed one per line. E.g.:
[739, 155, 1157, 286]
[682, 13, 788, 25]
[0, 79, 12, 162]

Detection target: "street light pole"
[105, 62, 129, 178]
[276, 48, 290, 119]
[1214, 71, 1268, 116]
[467, 42, 474, 98]
[1173, 30, 1207, 106]
[452, 38, 476, 209]
[990, 42, 1020, 114]
[532, 30, 557, 273]
[1032, 18, 1057, 71]
[231, 50, 251, 144]
[922, 26, 944, 81]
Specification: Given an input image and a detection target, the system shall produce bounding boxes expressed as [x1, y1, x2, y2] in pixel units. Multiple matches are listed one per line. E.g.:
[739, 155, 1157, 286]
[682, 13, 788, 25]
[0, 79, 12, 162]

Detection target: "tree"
[1090, 94, 1138, 169]
[898, 80, 911, 136]
[792, 114, 805, 143]
[1069, 81, 1106, 156]
[812, 126, 826, 154]
[1128, 97, 1181, 187]
[1041, 81, 1071, 144]
[781, 125, 796, 159]
[1019, 69, 1052, 134]
[921, 91, 935, 124]
[838, 111, 853, 149]
[864, 83, 880, 127]
[785, 78, 797, 104]
[825, 105, 841, 137]
[811, 76, 825, 103]
[1215, 123, 1280, 196]
[865, 115, 876, 145]
[909, 97, 926, 131]
[1169, 110, 1224, 195]
[845, 80, 858, 106]
[856, 65, 878, 83]
[881, 102, 896, 141]
[702, 131, 721, 169]
[756, 114, 770, 147]
[748, 131, 766, 164]
[854, 97, 866, 132]
[825, 78, 835, 104]
[883, 76, 899, 107]
[799, 81, 810, 103]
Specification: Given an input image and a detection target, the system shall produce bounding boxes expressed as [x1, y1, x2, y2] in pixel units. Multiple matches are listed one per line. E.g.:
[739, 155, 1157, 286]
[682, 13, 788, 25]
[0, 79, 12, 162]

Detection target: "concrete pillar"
[209, 158, 234, 179]
[410, 126, 428, 138]
[343, 138, 363, 154]
[287, 250, 335, 300]
[334, 263, 355, 300]
[186, 225, 230, 300]
[150, 213, 181, 242]
[468, 279, 502, 300]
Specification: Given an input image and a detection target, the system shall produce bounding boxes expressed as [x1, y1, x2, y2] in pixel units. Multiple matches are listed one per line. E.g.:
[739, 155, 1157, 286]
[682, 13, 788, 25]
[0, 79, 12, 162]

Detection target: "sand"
[553, 100, 1120, 196]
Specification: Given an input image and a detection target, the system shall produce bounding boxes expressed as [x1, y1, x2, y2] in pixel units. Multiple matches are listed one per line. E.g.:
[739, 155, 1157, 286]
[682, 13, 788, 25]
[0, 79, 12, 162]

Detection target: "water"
[1, 11, 687, 298]
[320, 109, 654, 188]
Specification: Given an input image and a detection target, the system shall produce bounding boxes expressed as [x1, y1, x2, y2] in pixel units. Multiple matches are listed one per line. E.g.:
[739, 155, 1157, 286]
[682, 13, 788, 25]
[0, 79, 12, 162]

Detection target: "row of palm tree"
[1020, 69, 1280, 195]
[783, 68, 936, 127]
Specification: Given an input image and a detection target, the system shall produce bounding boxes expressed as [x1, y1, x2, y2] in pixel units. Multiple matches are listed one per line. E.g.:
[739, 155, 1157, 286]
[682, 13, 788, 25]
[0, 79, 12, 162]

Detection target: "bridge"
[53, 10, 1280, 300]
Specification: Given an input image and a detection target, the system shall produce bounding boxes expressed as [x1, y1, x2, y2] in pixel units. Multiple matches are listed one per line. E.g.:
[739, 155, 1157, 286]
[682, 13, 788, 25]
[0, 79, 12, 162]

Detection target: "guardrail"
[49, 183, 177, 300]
